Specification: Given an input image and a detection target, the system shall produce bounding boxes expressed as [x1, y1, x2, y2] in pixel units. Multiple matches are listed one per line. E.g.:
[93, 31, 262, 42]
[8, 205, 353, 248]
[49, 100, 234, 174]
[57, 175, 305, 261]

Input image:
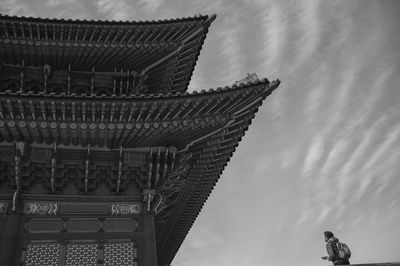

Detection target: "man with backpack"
[321, 231, 351, 265]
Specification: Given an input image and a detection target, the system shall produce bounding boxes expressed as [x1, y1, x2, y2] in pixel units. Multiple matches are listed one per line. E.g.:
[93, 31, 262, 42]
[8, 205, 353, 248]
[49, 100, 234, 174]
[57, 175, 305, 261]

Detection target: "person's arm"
[326, 243, 335, 261]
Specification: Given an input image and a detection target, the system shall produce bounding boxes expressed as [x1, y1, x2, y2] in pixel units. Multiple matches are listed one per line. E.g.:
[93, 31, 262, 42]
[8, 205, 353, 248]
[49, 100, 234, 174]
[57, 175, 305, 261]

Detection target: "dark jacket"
[326, 237, 350, 265]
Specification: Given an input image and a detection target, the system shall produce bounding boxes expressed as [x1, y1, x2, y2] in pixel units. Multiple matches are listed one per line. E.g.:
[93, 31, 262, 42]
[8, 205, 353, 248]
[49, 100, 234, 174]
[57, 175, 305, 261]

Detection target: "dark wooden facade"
[0, 13, 280, 266]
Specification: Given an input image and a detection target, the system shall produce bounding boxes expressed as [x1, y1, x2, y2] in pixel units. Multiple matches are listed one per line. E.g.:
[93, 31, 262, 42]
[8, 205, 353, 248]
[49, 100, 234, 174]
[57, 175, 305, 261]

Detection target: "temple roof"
[0, 13, 216, 94]
[0, 77, 280, 264]
[0, 12, 281, 266]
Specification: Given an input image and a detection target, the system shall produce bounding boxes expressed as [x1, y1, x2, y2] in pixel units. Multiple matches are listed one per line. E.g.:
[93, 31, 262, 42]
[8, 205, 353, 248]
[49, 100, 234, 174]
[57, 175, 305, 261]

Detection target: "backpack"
[336, 242, 351, 259]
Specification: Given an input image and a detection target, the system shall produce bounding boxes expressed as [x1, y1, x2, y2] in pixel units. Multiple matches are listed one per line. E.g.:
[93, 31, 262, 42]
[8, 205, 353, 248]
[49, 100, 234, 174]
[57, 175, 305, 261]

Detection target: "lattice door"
[104, 240, 137, 266]
[23, 240, 137, 266]
[25, 241, 61, 266]
[65, 241, 98, 266]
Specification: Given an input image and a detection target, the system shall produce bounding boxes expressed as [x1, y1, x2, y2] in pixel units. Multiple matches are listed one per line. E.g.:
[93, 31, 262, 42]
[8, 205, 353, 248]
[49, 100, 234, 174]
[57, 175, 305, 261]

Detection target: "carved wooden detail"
[110, 203, 141, 215]
[23, 202, 59, 215]
[21, 200, 142, 217]
[0, 201, 9, 213]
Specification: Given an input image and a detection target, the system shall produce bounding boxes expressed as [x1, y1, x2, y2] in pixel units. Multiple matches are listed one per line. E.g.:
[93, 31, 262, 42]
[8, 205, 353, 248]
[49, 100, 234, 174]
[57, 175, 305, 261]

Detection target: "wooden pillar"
[137, 214, 158, 266]
[0, 213, 23, 266]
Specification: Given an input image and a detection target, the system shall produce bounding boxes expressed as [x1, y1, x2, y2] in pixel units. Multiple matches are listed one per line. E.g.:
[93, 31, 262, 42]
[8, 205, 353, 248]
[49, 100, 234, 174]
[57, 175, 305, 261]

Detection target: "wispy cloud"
[303, 134, 324, 176]
[138, 0, 163, 14]
[317, 205, 333, 223]
[0, 0, 32, 16]
[214, 8, 246, 84]
[258, 2, 287, 73]
[354, 124, 400, 201]
[335, 115, 387, 207]
[361, 124, 400, 173]
[289, 0, 321, 70]
[95, 0, 133, 20]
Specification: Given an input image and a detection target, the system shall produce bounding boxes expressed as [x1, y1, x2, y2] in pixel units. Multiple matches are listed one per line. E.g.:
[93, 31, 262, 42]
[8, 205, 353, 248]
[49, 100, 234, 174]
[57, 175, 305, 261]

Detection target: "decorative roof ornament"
[234, 72, 260, 86]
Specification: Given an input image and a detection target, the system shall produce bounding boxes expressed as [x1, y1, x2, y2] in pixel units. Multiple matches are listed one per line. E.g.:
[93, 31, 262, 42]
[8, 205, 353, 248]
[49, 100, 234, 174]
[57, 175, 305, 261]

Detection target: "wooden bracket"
[50, 143, 57, 192]
[84, 144, 91, 192]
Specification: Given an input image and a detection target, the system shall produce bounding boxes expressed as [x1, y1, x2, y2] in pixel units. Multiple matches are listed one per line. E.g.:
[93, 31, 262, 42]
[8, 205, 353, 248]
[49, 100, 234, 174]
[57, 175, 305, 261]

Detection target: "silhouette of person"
[321, 231, 350, 265]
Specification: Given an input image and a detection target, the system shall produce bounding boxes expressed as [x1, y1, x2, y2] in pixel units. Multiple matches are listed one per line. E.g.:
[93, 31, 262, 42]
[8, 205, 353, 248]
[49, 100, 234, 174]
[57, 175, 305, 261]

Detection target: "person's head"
[324, 231, 334, 242]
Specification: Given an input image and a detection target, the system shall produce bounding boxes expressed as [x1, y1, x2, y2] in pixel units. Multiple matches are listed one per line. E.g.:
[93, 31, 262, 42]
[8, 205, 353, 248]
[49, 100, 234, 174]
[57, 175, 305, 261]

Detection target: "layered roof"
[0, 77, 280, 264]
[0, 13, 281, 266]
[0, 13, 215, 93]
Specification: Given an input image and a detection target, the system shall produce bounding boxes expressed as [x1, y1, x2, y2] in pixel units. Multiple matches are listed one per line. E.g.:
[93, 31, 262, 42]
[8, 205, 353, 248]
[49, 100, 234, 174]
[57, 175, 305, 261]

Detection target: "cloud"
[0, 0, 32, 16]
[351, 214, 364, 227]
[373, 148, 400, 200]
[46, 0, 75, 6]
[317, 205, 333, 223]
[138, 0, 163, 13]
[285, 0, 322, 73]
[295, 207, 312, 227]
[214, 8, 246, 84]
[335, 115, 387, 208]
[95, 0, 132, 20]
[258, 2, 287, 73]
[354, 124, 400, 202]
[319, 138, 349, 180]
[302, 134, 324, 176]
[361, 124, 400, 173]
[303, 63, 330, 120]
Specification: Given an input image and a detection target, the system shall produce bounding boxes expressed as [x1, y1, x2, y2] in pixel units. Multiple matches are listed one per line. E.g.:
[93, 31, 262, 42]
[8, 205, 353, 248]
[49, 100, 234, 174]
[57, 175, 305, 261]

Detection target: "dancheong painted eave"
[154, 78, 280, 265]
[0, 13, 216, 94]
[0, 78, 280, 150]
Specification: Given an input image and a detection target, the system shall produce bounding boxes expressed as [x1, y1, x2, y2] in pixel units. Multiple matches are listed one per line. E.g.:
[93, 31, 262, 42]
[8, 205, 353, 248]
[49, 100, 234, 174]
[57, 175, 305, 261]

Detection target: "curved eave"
[154, 79, 280, 265]
[0, 77, 277, 101]
[0, 14, 216, 93]
[159, 15, 216, 93]
[0, 13, 212, 26]
[0, 79, 279, 149]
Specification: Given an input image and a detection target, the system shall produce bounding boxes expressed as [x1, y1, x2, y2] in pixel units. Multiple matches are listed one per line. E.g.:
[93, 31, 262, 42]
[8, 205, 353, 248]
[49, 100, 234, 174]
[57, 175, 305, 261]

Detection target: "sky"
[1, 0, 400, 265]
